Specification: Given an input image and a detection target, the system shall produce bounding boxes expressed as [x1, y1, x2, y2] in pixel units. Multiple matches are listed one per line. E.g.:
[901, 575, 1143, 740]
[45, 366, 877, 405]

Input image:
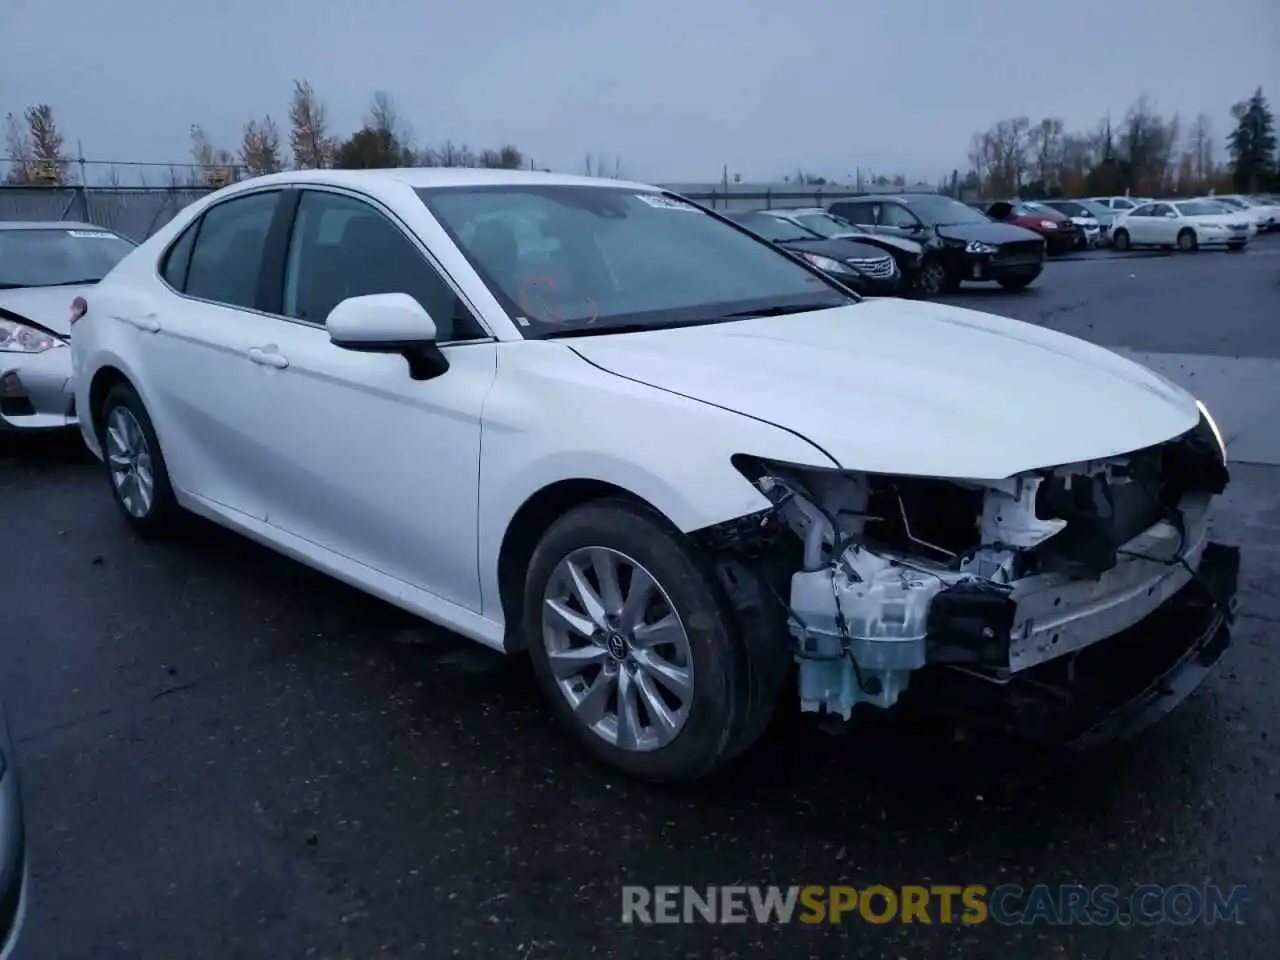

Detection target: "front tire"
[523, 498, 758, 782]
[1113, 229, 1131, 251]
[1177, 228, 1197, 252]
[98, 383, 184, 538]
[919, 255, 958, 296]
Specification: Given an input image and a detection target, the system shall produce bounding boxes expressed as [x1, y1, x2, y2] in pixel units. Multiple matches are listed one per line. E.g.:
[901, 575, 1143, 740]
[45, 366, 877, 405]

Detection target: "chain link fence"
[0, 185, 216, 241]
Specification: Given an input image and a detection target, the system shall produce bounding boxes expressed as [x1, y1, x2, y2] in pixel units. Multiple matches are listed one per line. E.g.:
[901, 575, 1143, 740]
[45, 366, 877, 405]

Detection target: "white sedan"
[69, 169, 1238, 781]
[1110, 200, 1253, 251]
[1207, 195, 1280, 233]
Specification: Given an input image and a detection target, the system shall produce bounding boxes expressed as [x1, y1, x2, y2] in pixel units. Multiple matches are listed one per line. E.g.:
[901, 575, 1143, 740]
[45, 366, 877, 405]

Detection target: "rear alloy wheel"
[524, 499, 759, 782]
[99, 383, 184, 537]
[919, 256, 956, 296]
[1112, 229, 1131, 251]
[1177, 228, 1198, 252]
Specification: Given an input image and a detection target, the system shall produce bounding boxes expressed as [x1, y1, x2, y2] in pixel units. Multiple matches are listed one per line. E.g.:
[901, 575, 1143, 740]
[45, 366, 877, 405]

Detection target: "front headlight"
[801, 253, 856, 275]
[1039, 220, 1059, 230]
[1199, 222, 1225, 230]
[0, 317, 67, 353]
[964, 240, 997, 254]
[1197, 400, 1227, 462]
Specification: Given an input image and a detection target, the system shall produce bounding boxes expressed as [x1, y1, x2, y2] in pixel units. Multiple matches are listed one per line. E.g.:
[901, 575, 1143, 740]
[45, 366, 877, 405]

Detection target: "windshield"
[1111, 198, 1137, 209]
[0, 227, 135, 288]
[794, 212, 862, 237]
[729, 213, 819, 243]
[1215, 197, 1247, 209]
[1076, 200, 1112, 218]
[1175, 201, 1227, 217]
[901, 196, 992, 226]
[418, 186, 852, 337]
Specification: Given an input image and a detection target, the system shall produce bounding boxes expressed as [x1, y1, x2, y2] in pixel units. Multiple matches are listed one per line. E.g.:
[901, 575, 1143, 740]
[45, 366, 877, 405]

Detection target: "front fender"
[475, 341, 837, 621]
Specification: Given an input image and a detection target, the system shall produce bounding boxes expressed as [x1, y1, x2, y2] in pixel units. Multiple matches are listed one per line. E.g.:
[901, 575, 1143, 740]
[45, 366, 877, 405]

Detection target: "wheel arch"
[496, 479, 673, 651]
[87, 364, 135, 441]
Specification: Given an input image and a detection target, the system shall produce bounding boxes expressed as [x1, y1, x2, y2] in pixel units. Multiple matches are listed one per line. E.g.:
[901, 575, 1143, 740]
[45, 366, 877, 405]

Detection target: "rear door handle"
[247, 346, 289, 369]
[114, 312, 160, 333]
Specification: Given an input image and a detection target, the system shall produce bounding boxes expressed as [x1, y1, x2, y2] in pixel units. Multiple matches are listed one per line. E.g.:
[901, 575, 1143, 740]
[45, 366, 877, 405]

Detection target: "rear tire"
[1177, 229, 1197, 252]
[98, 383, 185, 538]
[523, 498, 766, 782]
[1113, 229, 1131, 251]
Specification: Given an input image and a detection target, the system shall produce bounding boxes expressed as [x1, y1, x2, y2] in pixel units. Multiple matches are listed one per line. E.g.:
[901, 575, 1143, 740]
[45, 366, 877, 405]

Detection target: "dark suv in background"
[828, 194, 1046, 295]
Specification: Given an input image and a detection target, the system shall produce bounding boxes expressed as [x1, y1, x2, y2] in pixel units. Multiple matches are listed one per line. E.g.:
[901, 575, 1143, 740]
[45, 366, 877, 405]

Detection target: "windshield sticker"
[635, 194, 697, 212]
[67, 230, 117, 239]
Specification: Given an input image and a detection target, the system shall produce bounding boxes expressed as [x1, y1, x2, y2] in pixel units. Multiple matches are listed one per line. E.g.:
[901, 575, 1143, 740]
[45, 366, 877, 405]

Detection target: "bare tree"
[365, 91, 413, 152]
[1188, 113, 1214, 181]
[288, 79, 336, 169]
[240, 115, 284, 176]
[583, 152, 623, 178]
[4, 112, 35, 184]
[1028, 117, 1065, 191]
[1117, 95, 1180, 194]
[966, 130, 994, 191]
[189, 124, 236, 186]
[976, 116, 1030, 196]
[23, 104, 71, 183]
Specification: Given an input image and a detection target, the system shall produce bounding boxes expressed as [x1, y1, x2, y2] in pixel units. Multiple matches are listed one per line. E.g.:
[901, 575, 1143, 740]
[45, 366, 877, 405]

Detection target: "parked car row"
[0, 169, 1241, 787]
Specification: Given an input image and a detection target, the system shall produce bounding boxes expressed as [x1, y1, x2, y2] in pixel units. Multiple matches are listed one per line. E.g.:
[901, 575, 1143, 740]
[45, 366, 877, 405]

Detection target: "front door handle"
[247, 346, 289, 369]
[114, 312, 160, 333]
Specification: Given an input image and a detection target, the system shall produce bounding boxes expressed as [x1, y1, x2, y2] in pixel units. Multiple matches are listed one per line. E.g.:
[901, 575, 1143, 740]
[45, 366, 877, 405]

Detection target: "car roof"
[232, 167, 656, 192]
[0, 220, 112, 231]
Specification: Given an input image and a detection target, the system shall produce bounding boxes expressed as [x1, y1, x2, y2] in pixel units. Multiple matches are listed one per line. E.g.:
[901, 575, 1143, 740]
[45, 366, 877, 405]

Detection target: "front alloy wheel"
[919, 257, 953, 296]
[524, 498, 772, 781]
[542, 546, 694, 752]
[105, 406, 155, 518]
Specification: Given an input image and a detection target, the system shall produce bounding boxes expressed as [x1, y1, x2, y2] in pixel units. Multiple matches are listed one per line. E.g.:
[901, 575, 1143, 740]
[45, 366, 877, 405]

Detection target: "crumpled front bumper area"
[904, 541, 1240, 749]
[0, 347, 77, 432]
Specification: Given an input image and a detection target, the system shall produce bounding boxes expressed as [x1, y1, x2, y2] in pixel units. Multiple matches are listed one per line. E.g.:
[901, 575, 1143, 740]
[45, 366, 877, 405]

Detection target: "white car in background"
[1, 221, 137, 439]
[69, 169, 1238, 782]
[1110, 200, 1252, 252]
[1207, 195, 1279, 233]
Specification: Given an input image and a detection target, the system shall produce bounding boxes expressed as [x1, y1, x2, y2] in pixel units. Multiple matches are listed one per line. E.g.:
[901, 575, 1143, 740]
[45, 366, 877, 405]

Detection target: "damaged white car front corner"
[715, 405, 1236, 740]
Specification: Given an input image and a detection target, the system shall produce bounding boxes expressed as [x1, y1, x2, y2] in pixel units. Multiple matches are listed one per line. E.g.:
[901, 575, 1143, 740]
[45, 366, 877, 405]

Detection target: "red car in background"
[984, 200, 1082, 255]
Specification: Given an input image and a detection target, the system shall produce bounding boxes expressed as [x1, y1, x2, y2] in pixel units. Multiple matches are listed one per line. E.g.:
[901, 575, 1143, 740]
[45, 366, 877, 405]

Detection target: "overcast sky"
[2, 0, 1276, 183]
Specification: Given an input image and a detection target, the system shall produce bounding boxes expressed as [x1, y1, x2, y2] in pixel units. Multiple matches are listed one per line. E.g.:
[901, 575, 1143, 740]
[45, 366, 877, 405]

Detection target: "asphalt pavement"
[2, 237, 1278, 959]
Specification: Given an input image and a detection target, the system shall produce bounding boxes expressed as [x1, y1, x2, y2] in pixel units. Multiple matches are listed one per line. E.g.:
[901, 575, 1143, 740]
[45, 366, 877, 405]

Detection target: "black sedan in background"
[0, 703, 26, 960]
[828, 194, 1047, 294]
[747, 207, 925, 292]
[724, 211, 903, 296]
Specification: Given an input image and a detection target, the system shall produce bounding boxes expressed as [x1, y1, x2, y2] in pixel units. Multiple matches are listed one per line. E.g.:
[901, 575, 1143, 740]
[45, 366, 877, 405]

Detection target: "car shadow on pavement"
[0, 431, 97, 467]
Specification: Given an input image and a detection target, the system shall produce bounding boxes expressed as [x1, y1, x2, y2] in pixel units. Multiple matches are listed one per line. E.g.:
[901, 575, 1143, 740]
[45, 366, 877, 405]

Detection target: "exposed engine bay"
[707, 415, 1232, 725]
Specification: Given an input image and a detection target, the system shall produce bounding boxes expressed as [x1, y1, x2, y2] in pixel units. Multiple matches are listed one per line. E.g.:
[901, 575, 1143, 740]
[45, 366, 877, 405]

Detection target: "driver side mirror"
[327, 293, 449, 382]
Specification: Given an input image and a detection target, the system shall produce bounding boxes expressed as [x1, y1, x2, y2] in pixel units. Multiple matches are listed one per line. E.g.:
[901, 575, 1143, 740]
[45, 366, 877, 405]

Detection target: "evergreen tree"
[1226, 87, 1277, 192]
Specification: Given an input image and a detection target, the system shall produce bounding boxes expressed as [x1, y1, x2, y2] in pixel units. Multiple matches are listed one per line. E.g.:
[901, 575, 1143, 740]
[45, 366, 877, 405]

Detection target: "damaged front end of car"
[698, 411, 1240, 747]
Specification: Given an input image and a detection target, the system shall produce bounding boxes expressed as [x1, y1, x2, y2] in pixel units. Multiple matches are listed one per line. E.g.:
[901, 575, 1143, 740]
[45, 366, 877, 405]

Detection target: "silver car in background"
[0, 222, 136, 439]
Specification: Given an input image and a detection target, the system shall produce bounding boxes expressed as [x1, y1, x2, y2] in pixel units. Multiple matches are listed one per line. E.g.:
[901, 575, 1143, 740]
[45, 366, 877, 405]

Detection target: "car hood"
[932, 220, 1044, 245]
[566, 299, 1199, 479]
[777, 237, 893, 261]
[833, 232, 923, 255]
[0, 284, 96, 336]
